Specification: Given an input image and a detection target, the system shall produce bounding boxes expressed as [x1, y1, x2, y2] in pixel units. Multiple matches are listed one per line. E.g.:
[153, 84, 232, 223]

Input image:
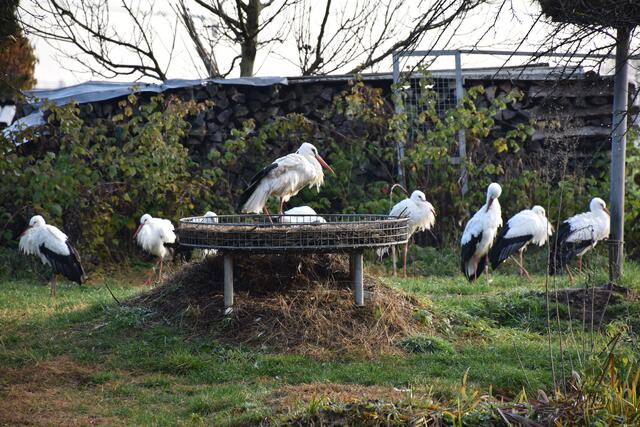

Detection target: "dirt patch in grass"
[548, 283, 635, 328]
[0, 357, 119, 426]
[132, 254, 426, 358]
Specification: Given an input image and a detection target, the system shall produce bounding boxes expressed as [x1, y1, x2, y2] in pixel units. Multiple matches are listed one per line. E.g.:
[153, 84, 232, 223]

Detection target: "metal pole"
[454, 51, 468, 196]
[223, 254, 234, 313]
[392, 53, 406, 185]
[353, 251, 364, 306]
[609, 27, 631, 283]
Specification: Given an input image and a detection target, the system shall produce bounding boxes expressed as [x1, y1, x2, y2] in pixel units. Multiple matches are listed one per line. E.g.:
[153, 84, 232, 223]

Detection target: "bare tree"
[293, 0, 486, 75]
[20, 0, 177, 81]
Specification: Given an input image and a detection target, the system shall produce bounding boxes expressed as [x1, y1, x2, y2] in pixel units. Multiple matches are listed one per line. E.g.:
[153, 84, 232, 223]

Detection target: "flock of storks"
[18, 142, 611, 295]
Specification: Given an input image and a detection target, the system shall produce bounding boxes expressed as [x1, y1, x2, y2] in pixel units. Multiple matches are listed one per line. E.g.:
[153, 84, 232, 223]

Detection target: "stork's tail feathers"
[237, 163, 278, 213]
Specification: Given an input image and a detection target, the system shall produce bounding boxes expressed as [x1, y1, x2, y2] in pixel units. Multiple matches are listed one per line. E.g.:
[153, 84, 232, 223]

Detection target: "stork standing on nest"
[377, 190, 436, 278]
[133, 213, 176, 285]
[237, 142, 335, 218]
[550, 197, 610, 281]
[461, 183, 503, 282]
[489, 205, 553, 278]
[18, 215, 86, 296]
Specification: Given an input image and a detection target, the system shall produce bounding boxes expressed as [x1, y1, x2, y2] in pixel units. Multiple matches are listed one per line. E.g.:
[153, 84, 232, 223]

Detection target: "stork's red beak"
[604, 207, 610, 216]
[315, 153, 336, 176]
[133, 223, 144, 239]
[486, 197, 494, 212]
[18, 226, 31, 238]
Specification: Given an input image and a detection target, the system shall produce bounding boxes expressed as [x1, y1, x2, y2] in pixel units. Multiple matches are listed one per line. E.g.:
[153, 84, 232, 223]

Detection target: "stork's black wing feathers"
[236, 162, 278, 212]
[549, 221, 594, 275]
[40, 241, 85, 284]
[489, 223, 533, 270]
[461, 231, 484, 281]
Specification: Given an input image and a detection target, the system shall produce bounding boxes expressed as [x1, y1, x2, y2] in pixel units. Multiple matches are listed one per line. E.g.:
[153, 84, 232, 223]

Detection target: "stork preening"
[489, 205, 553, 277]
[377, 190, 436, 277]
[460, 183, 503, 282]
[18, 215, 86, 296]
[237, 142, 335, 218]
[133, 214, 176, 285]
[281, 206, 327, 223]
[550, 197, 610, 281]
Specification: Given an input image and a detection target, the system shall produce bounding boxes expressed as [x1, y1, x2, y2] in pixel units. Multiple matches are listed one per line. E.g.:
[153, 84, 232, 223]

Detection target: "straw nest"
[131, 254, 426, 359]
[537, 0, 640, 27]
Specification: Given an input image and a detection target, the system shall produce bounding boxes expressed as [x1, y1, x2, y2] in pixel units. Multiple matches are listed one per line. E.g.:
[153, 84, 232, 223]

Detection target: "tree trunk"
[239, 0, 261, 77]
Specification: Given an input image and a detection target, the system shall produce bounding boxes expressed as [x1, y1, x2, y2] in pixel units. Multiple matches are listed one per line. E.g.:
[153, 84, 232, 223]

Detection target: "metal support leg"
[223, 254, 234, 314]
[353, 251, 364, 307]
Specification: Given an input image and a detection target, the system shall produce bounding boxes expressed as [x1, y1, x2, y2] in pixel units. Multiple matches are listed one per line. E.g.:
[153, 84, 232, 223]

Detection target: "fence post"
[609, 27, 631, 283]
[454, 51, 468, 196]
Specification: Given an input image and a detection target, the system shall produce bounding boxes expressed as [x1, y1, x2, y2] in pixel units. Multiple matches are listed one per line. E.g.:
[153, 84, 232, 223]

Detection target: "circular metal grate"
[177, 214, 409, 253]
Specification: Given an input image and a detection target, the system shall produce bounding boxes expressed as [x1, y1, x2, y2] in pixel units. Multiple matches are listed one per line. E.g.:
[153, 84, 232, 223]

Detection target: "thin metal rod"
[454, 51, 468, 196]
[223, 254, 234, 310]
[354, 252, 364, 307]
[609, 27, 631, 283]
[395, 48, 640, 60]
[392, 53, 406, 184]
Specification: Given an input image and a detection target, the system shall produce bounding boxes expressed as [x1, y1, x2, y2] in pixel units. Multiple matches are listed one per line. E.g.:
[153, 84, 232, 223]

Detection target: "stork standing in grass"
[237, 142, 335, 218]
[460, 183, 503, 282]
[281, 206, 327, 223]
[489, 205, 553, 278]
[550, 197, 610, 281]
[19, 215, 85, 296]
[377, 190, 436, 278]
[133, 213, 176, 285]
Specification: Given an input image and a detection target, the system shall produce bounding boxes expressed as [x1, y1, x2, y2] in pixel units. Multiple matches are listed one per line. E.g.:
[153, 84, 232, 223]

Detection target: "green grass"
[1, 245, 639, 425]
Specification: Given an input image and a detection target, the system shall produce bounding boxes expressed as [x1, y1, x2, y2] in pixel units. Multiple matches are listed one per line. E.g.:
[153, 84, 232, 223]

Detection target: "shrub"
[398, 335, 454, 354]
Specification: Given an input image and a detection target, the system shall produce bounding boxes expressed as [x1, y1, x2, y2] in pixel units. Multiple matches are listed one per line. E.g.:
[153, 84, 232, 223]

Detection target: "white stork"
[237, 142, 335, 217]
[18, 215, 86, 296]
[460, 183, 503, 282]
[550, 197, 610, 281]
[281, 206, 327, 223]
[489, 205, 553, 277]
[377, 190, 436, 277]
[133, 213, 176, 285]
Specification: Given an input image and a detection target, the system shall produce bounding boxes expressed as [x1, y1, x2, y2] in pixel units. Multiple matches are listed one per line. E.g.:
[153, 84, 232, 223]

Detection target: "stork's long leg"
[158, 257, 164, 283]
[278, 198, 285, 216]
[263, 206, 273, 224]
[403, 242, 409, 278]
[391, 246, 397, 277]
[577, 256, 583, 273]
[510, 252, 531, 278]
[565, 265, 574, 283]
[485, 255, 492, 284]
[50, 274, 57, 297]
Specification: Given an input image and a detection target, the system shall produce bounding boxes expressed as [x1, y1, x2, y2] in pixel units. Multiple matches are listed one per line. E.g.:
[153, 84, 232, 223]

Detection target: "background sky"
[24, 0, 626, 89]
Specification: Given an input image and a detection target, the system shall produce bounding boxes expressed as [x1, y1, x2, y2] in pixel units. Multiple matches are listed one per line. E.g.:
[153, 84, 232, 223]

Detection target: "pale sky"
[24, 0, 624, 89]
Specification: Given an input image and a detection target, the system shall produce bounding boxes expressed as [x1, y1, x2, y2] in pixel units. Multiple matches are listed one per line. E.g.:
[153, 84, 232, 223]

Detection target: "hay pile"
[132, 254, 425, 358]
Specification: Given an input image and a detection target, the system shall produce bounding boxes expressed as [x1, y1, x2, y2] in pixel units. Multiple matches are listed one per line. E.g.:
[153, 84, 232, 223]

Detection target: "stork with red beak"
[460, 183, 503, 281]
[549, 197, 610, 281]
[19, 215, 86, 296]
[133, 213, 176, 285]
[237, 142, 336, 217]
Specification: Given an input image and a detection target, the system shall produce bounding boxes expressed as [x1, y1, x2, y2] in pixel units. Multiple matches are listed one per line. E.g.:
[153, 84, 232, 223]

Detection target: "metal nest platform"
[178, 214, 409, 253]
[176, 214, 409, 310]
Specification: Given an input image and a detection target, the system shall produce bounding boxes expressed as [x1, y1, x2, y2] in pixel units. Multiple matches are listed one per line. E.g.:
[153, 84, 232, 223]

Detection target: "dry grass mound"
[132, 254, 425, 358]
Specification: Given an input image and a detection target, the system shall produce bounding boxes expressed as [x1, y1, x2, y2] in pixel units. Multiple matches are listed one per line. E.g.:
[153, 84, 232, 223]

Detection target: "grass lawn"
[1, 248, 638, 425]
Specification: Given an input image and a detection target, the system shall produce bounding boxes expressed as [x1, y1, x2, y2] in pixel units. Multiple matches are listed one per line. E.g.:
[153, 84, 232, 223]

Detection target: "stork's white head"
[590, 197, 609, 216]
[297, 142, 336, 176]
[20, 215, 45, 238]
[486, 182, 502, 211]
[532, 205, 546, 217]
[134, 214, 152, 239]
[29, 215, 46, 227]
[204, 211, 217, 217]
[411, 190, 436, 217]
